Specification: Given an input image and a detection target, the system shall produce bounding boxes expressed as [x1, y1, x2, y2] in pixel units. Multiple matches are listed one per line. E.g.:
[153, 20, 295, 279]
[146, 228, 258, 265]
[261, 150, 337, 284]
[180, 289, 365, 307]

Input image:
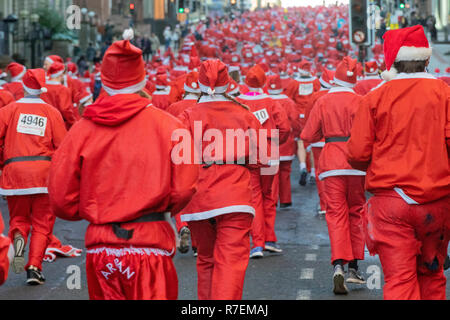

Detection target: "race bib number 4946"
[253, 108, 270, 125]
[17, 114, 47, 137]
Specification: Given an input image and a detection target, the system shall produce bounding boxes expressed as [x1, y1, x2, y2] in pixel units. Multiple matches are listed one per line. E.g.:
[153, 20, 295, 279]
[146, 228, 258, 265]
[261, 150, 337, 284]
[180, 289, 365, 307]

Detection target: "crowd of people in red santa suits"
[0, 5, 448, 301]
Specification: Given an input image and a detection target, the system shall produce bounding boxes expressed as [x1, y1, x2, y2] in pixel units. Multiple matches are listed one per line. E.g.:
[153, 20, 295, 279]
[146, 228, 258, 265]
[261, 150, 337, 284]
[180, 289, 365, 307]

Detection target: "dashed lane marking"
[296, 289, 311, 300]
[300, 268, 315, 280]
[305, 253, 317, 261]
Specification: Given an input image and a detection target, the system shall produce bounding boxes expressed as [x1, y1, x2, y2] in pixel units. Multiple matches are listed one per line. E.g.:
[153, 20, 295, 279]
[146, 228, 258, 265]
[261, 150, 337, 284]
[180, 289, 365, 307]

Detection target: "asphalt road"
[0, 164, 449, 300]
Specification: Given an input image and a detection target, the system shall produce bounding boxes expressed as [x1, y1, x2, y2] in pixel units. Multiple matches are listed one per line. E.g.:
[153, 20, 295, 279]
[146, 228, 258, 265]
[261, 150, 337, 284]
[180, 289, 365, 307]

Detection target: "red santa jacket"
[0, 97, 67, 195]
[41, 81, 77, 129]
[237, 92, 291, 163]
[347, 73, 450, 204]
[166, 94, 198, 117]
[3, 81, 24, 101]
[353, 76, 383, 96]
[301, 86, 366, 180]
[305, 88, 329, 148]
[285, 77, 321, 132]
[151, 87, 175, 111]
[48, 94, 198, 251]
[0, 89, 15, 108]
[269, 93, 301, 160]
[178, 95, 262, 223]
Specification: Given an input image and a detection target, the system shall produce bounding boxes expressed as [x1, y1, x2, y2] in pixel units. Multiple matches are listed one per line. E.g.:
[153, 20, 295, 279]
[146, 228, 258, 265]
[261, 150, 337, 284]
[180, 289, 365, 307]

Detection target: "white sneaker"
[13, 235, 26, 274]
[333, 265, 348, 294]
[346, 268, 366, 285]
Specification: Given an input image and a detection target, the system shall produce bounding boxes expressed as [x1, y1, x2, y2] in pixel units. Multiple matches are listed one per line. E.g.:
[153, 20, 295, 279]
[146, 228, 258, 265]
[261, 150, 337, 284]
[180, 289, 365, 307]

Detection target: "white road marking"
[305, 253, 317, 261]
[300, 268, 315, 280]
[296, 289, 311, 300]
[309, 245, 319, 250]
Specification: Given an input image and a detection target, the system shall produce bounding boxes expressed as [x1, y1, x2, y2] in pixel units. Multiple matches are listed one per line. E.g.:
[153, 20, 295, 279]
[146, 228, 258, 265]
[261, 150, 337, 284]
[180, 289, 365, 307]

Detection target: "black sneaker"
[299, 169, 308, 186]
[13, 235, 26, 274]
[26, 267, 46, 286]
[280, 203, 292, 209]
[192, 247, 198, 257]
[178, 227, 191, 254]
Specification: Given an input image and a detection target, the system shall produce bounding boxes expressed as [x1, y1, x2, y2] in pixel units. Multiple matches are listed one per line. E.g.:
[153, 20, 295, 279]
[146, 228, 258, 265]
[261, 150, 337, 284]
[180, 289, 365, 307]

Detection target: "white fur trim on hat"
[333, 77, 355, 88]
[23, 83, 46, 96]
[102, 79, 146, 96]
[184, 83, 201, 94]
[319, 77, 332, 89]
[11, 68, 26, 82]
[199, 82, 228, 95]
[267, 89, 283, 95]
[381, 67, 398, 82]
[50, 69, 65, 79]
[395, 46, 432, 62]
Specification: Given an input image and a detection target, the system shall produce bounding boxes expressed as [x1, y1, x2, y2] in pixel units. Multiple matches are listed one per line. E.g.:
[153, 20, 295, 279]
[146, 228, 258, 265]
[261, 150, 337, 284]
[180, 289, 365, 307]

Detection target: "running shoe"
[264, 242, 283, 253]
[346, 268, 366, 284]
[250, 247, 264, 259]
[26, 267, 46, 286]
[13, 235, 26, 274]
[333, 265, 348, 294]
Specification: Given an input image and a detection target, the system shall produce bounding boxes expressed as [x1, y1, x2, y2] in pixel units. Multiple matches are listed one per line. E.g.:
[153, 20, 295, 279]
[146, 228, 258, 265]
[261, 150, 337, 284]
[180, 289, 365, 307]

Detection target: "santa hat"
[22, 69, 47, 95]
[184, 71, 200, 94]
[227, 79, 240, 95]
[319, 69, 335, 89]
[298, 59, 312, 76]
[267, 75, 283, 95]
[245, 64, 267, 90]
[7, 62, 26, 81]
[67, 62, 78, 76]
[155, 74, 169, 89]
[382, 25, 432, 81]
[101, 28, 146, 95]
[189, 56, 201, 72]
[365, 61, 379, 75]
[198, 59, 229, 95]
[47, 62, 66, 79]
[333, 56, 358, 87]
[45, 55, 64, 65]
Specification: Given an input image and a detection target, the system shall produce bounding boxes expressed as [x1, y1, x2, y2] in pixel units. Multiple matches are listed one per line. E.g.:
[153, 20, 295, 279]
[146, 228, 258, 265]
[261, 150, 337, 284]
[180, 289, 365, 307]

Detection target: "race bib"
[299, 83, 314, 96]
[253, 108, 269, 125]
[17, 114, 47, 137]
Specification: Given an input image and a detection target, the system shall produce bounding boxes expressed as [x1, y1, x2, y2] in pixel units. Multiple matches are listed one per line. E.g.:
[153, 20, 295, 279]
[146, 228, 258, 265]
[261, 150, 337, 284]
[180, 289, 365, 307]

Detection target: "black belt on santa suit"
[4, 156, 52, 166]
[111, 212, 166, 241]
[325, 137, 350, 144]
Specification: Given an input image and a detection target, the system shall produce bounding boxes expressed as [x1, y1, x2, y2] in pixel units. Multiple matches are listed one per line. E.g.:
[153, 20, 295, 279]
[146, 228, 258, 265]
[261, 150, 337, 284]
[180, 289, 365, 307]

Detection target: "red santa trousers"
[312, 147, 327, 212]
[249, 170, 278, 249]
[187, 212, 253, 300]
[323, 176, 366, 264]
[365, 192, 450, 300]
[86, 246, 178, 300]
[7, 194, 55, 271]
[274, 160, 293, 205]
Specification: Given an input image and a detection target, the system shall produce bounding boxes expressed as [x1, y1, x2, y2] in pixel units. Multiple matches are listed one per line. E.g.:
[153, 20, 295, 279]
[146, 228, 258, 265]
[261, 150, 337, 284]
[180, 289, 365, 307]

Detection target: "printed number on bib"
[299, 83, 314, 96]
[17, 114, 47, 137]
[253, 108, 269, 125]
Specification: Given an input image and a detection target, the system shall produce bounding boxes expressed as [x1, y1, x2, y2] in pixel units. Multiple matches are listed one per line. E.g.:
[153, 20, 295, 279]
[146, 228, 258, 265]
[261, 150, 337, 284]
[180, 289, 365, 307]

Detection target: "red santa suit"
[347, 26, 450, 300]
[179, 60, 262, 300]
[3, 63, 26, 100]
[267, 75, 301, 206]
[306, 69, 335, 214]
[41, 63, 77, 129]
[301, 57, 366, 267]
[237, 65, 290, 256]
[166, 72, 199, 118]
[353, 61, 382, 96]
[0, 69, 67, 273]
[0, 213, 12, 285]
[48, 36, 198, 300]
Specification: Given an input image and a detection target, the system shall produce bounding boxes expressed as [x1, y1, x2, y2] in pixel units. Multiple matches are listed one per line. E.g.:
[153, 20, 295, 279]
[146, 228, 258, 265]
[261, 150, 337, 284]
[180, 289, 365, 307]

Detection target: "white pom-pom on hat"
[41, 87, 48, 93]
[123, 28, 134, 41]
[191, 82, 197, 88]
[347, 71, 354, 77]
